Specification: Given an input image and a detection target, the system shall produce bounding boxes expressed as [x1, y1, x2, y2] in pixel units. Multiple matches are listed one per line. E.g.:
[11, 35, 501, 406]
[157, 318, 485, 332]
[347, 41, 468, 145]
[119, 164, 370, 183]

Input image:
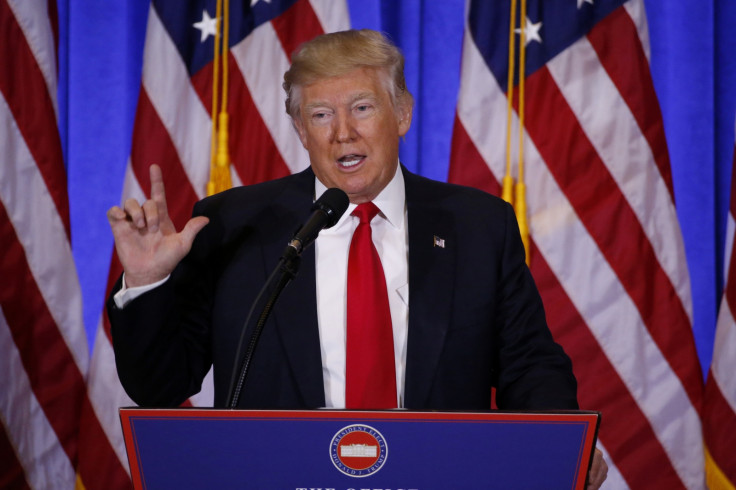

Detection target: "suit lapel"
[402, 169, 456, 408]
[262, 169, 326, 408]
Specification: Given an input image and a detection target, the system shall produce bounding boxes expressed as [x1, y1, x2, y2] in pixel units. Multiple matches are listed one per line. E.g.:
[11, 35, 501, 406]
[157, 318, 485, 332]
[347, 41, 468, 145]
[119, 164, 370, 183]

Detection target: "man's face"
[294, 67, 412, 204]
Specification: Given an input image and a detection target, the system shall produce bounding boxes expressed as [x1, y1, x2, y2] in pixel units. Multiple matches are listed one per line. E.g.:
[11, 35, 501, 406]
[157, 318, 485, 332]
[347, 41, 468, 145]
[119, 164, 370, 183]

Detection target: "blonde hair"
[283, 29, 413, 119]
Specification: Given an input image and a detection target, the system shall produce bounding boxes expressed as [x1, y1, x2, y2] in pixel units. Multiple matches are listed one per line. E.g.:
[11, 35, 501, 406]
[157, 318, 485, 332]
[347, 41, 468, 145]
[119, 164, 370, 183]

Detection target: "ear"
[292, 116, 309, 149]
[397, 99, 413, 137]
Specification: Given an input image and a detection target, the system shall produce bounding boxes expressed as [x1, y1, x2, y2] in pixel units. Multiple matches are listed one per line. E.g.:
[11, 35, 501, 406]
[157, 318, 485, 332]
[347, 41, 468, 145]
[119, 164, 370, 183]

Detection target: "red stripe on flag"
[703, 372, 736, 482]
[727, 152, 736, 313]
[0, 424, 30, 490]
[725, 235, 736, 318]
[448, 115, 502, 196]
[532, 241, 687, 489]
[0, 0, 69, 236]
[76, 397, 133, 490]
[586, 7, 674, 200]
[0, 203, 82, 464]
[523, 67, 703, 408]
[129, 87, 201, 231]
[271, 0, 325, 60]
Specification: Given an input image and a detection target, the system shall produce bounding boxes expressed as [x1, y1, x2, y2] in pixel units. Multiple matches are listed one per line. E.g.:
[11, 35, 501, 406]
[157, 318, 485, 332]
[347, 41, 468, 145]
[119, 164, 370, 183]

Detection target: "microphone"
[226, 187, 349, 408]
[283, 187, 349, 260]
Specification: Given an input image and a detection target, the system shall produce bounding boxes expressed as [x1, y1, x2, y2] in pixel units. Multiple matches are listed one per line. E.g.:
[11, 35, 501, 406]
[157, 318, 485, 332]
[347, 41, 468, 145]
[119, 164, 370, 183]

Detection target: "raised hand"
[107, 164, 209, 287]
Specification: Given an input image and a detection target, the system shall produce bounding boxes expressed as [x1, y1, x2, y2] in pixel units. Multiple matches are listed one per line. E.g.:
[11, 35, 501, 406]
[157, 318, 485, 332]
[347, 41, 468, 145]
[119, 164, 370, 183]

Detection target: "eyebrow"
[303, 102, 330, 113]
[303, 92, 379, 113]
[348, 92, 378, 104]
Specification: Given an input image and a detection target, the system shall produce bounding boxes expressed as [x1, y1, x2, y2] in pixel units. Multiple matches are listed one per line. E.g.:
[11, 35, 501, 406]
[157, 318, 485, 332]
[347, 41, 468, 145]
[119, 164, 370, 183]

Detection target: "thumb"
[179, 216, 210, 248]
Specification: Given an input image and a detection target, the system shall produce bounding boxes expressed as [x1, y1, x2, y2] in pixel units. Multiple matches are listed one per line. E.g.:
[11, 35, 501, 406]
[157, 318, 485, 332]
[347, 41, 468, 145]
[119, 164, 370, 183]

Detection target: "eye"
[310, 110, 332, 123]
[353, 103, 374, 116]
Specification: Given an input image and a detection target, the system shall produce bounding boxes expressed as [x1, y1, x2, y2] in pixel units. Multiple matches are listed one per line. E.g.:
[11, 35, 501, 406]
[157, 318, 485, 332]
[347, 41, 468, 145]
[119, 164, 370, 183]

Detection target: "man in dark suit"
[108, 29, 606, 487]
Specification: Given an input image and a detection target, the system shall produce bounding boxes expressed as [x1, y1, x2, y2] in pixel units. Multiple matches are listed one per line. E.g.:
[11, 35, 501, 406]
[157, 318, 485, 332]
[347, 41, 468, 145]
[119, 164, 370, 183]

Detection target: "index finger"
[149, 164, 169, 214]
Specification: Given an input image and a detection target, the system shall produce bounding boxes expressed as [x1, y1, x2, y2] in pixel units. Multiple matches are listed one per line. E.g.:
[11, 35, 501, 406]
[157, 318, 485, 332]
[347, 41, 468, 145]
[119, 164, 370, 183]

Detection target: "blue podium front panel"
[120, 409, 599, 490]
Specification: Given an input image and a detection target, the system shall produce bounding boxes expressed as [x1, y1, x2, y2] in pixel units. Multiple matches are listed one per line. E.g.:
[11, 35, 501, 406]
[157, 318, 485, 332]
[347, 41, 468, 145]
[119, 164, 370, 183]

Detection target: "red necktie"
[346, 202, 397, 409]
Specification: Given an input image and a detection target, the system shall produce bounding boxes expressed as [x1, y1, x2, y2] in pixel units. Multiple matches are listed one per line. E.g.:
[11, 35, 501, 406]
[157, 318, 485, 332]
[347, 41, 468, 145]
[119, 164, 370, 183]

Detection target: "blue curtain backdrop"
[58, 0, 736, 375]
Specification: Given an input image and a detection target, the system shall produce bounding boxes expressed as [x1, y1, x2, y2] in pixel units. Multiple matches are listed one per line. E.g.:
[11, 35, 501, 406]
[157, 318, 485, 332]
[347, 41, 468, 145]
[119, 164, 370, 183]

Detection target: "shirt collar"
[314, 163, 406, 230]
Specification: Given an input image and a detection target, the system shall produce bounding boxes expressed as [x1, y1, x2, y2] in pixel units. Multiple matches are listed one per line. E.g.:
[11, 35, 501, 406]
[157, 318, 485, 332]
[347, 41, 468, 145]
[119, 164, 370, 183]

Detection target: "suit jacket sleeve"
[107, 272, 213, 406]
[492, 202, 578, 410]
[107, 200, 219, 407]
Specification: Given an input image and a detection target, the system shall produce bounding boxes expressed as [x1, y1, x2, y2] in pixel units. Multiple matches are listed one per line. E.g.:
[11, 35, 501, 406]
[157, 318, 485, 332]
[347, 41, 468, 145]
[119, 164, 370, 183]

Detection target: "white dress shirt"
[114, 164, 410, 408]
[315, 165, 409, 408]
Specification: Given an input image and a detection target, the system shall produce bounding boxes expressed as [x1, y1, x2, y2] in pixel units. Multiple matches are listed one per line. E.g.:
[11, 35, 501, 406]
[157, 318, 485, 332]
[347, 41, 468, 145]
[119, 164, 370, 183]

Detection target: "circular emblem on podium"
[330, 424, 388, 477]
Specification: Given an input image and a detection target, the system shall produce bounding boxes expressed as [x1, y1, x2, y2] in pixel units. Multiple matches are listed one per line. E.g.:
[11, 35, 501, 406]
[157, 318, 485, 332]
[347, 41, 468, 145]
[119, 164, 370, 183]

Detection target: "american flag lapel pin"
[433, 235, 445, 248]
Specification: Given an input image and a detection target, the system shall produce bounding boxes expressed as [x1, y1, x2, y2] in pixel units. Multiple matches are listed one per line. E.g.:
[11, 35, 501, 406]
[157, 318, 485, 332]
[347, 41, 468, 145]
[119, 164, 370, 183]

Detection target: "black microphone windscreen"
[313, 188, 349, 228]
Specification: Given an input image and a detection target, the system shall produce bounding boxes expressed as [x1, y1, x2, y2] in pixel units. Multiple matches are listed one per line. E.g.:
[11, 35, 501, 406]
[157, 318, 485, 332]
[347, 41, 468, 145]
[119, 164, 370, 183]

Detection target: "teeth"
[339, 155, 363, 167]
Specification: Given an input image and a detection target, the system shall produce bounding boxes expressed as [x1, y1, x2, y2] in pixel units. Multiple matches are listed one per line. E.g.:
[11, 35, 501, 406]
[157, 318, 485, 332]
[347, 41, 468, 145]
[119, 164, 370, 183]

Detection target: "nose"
[333, 113, 357, 143]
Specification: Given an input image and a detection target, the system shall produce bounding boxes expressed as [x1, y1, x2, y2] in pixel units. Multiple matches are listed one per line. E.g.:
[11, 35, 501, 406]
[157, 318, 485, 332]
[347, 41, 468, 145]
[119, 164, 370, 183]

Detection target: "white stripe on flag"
[309, 0, 351, 33]
[725, 202, 736, 283]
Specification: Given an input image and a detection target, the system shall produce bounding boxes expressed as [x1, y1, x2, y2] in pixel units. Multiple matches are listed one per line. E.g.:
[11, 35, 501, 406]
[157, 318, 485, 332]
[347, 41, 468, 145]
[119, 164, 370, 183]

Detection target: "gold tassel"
[208, 112, 233, 196]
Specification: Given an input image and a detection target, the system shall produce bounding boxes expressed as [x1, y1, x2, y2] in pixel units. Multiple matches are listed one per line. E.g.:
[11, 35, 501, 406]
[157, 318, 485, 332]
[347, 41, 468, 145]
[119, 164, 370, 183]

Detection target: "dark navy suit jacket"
[109, 166, 577, 410]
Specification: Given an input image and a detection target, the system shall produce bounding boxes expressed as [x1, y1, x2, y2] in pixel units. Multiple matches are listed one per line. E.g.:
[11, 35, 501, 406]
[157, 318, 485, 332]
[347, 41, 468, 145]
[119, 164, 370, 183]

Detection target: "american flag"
[76, 1, 350, 488]
[448, 0, 705, 488]
[703, 119, 736, 488]
[0, 0, 98, 488]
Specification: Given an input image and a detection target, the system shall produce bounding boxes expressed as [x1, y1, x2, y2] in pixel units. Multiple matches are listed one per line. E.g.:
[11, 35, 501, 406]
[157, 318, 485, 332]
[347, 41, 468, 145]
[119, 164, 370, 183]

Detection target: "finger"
[106, 206, 127, 223]
[586, 451, 607, 490]
[595, 456, 608, 486]
[142, 199, 160, 232]
[123, 198, 145, 228]
[149, 164, 169, 215]
[179, 216, 210, 249]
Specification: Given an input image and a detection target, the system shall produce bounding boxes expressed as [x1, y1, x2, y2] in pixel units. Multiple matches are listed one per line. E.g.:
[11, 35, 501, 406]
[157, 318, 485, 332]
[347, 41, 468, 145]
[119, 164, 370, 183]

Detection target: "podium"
[120, 408, 599, 489]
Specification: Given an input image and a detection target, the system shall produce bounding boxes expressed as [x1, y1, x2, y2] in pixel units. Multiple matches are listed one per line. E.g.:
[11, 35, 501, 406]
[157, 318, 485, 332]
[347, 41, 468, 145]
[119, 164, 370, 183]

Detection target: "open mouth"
[338, 154, 365, 168]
